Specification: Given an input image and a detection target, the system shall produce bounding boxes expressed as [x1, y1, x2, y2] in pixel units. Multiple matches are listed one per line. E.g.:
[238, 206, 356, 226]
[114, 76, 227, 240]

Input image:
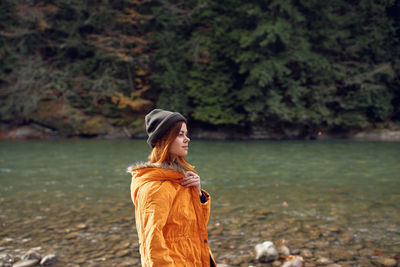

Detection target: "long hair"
[149, 121, 195, 172]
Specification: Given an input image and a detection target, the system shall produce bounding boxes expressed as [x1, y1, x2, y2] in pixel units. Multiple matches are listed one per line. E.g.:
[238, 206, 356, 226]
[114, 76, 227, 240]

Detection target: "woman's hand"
[181, 171, 202, 196]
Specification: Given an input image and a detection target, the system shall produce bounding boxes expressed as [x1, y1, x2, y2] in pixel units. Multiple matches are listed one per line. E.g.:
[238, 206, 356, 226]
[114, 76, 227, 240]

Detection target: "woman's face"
[169, 122, 190, 160]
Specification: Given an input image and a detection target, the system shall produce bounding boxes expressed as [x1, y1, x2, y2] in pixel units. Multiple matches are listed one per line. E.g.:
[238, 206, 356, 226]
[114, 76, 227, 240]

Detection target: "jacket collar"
[127, 161, 186, 175]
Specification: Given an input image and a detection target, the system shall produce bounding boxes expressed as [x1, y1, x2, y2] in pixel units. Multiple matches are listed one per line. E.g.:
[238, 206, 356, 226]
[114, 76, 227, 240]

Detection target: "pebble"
[359, 248, 374, 257]
[371, 257, 397, 267]
[22, 250, 41, 261]
[115, 249, 131, 257]
[40, 254, 58, 266]
[230, 255, 252, 265]
[277, 245, 290, 256]
[64, 232, 81, 239]
[300, 249, 313, 258]
[338, 232, 353, 244]
[282, 256, 304, 267]
[119, 258, 140, 266]
[316, 257, 334, 265]
[12, 259, 39, 267]
[255, 241, 279, 262]
[113, 241, 131, 251]
[329, 248, 355, 261]
[0, 253, 11, 261]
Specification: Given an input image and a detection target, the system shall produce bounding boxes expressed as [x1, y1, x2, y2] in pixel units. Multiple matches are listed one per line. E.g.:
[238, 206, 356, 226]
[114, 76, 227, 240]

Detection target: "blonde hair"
[149, 121, 195, 172]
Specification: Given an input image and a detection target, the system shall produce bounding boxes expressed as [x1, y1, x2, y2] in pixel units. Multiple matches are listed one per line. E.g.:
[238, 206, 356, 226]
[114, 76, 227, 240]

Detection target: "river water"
[0, 140, 399, 266]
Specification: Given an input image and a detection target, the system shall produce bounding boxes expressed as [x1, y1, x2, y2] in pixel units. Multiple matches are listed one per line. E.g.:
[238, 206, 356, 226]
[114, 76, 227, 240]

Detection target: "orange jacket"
[129, 162, 216, 267]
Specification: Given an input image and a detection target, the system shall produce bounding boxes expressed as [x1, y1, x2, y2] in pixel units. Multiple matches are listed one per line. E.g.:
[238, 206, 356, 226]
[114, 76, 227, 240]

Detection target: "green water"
[1, 139, 399, 219]
[0, 139, 399, 264]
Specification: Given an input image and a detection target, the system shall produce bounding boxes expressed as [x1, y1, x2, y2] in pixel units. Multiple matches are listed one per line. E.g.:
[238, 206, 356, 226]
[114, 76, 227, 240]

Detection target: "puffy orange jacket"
[129, 162, 216, 267]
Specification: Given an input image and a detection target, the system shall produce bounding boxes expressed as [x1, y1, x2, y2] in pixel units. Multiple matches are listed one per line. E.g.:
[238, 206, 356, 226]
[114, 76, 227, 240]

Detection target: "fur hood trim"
[127, 161, 186, 175]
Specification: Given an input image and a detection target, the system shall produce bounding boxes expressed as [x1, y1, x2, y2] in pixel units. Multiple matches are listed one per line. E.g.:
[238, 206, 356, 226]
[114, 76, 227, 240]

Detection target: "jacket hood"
[128, 162, 187, 203]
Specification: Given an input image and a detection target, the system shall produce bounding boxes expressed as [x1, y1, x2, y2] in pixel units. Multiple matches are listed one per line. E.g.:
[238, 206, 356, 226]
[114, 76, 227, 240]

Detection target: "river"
[0, 139, 399, 266]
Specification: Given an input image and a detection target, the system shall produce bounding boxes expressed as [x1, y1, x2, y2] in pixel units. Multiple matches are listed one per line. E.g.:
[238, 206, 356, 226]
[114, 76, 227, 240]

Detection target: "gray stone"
[255, 241, 279, 262]
[0, 253, 11, 262]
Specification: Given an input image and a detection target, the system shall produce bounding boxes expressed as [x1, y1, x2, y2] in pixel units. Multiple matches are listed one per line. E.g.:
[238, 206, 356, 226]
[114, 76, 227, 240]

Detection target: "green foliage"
[0, 0, 151, 125]
[149, 0, 399, 134]
[1, 0, 399, 136]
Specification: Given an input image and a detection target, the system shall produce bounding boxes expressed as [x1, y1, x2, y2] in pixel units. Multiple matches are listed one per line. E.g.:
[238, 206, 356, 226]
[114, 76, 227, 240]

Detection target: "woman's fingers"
[180, 176, 200, 187]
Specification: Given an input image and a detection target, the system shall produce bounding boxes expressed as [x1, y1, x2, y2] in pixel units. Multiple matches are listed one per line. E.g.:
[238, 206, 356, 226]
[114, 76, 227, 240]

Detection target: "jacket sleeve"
[200, 189, 211, 225]
[135, 181, 177, 266]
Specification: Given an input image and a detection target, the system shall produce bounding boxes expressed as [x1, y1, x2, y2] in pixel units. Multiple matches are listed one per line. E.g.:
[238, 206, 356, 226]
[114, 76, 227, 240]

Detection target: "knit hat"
[145, 109, 187, 148]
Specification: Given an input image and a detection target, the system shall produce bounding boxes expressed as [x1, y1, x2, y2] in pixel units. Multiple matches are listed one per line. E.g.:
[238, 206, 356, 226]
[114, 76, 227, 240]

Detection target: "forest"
[1, 0, 399, 138]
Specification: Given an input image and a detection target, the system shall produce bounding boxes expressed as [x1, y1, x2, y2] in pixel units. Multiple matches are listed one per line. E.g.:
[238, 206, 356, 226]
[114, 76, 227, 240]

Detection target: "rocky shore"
[1, 122, 400, 142]
[0, 196, 398, 267]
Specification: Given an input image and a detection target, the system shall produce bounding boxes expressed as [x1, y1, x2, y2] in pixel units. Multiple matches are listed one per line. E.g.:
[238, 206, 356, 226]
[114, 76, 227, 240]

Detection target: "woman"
[128, 109, 216, 267]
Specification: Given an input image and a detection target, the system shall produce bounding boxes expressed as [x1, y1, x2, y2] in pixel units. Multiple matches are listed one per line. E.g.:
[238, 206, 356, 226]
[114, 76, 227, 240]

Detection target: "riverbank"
[1, 122, 400, 141]
[0, 201, 398, 267]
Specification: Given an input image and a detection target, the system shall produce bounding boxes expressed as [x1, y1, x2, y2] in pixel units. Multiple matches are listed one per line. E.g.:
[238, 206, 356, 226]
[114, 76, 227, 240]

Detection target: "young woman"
[128, 109, 216, 267]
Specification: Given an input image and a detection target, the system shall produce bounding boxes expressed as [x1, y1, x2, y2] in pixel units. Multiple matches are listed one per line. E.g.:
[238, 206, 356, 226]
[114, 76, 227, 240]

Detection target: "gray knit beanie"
[145, 109, 187, 148]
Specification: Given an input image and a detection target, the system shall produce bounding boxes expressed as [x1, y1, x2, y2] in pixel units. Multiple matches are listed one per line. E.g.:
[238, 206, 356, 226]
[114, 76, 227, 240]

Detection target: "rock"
[301, 249, 313, 258]
[314, 250, 330, 259]
[325, 264, 342, 267]
[316, 257, 334, 265]
[118, 258, 140, 266]
[337, 261, 356, 266]
[315, 241, 330, 248]
[359, 248, 374, 257]
[371, 257, 397, 267]
[113, 241, 131, 251]
[277, 245, 290, 256]
[64, 232, 80, 239]
[115, 249, 131, 257]
[230, 255, 252, 265]
[282, 256, 304, 267]
[338, 232, 353, 244]
[326, 226, 341, 233]
[353, 129, 400, 141]
[12, 259, 39, 267]
[0, 253, 11, 262]
[216, 265, 230, 267]
[75, 223, 88, 229]
[310, 229, 322, 239]
[40, 254, 58, 266]
[329, 248, 355, 261]
[0, 125, 51, 140]
[255, 241, 279, 262]
[22, 249, 41, 261]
